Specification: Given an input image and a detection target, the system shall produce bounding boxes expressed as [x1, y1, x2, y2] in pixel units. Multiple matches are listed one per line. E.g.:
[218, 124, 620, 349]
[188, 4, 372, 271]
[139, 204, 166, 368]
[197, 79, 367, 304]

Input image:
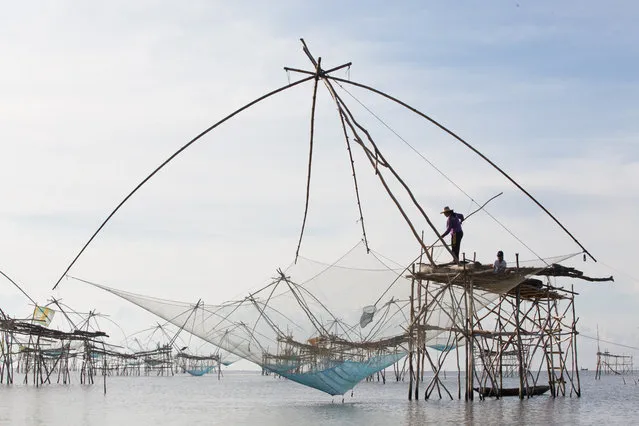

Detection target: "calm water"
[1, 371, 637, 425]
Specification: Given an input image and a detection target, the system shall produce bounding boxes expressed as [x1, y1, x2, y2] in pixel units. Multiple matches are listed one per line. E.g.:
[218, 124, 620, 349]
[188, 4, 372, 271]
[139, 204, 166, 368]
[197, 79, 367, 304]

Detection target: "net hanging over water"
[75, 242, 566, 395]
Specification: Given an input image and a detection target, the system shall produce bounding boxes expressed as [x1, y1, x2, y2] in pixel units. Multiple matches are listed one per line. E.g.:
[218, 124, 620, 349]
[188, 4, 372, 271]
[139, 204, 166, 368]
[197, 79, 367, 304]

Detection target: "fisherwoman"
[440, 206, 464, 264]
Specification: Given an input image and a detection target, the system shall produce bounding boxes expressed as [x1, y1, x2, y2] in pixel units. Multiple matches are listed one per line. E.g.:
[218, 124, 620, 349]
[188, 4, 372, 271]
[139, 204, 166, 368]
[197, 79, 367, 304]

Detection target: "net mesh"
[77, 242, 573, 395]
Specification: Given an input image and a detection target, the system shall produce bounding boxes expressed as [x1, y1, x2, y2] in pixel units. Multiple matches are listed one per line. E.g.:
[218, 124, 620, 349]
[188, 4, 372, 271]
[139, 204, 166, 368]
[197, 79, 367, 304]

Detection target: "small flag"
[32, 306, 55, 327]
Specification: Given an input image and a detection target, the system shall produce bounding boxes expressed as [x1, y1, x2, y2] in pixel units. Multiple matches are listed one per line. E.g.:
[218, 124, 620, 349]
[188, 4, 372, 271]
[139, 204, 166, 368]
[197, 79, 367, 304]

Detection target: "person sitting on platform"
[494, 250, 507, 273]
[440, 206, 464, 264]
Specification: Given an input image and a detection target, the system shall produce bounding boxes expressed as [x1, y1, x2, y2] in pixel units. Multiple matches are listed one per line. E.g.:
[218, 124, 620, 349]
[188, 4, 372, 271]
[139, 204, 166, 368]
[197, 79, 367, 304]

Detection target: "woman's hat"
[441, 206, 453, 214]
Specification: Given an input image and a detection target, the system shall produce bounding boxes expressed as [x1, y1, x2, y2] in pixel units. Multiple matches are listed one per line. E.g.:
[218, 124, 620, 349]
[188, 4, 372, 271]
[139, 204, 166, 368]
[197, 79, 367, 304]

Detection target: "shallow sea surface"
[1, 371, 637, 425]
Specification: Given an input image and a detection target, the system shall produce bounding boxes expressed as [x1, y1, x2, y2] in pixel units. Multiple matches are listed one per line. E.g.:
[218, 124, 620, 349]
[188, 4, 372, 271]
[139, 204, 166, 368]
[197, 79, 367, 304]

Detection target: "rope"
[330, 76, 596, 262]
[596, 260, 639, 285]
[580, 333, 639, 352]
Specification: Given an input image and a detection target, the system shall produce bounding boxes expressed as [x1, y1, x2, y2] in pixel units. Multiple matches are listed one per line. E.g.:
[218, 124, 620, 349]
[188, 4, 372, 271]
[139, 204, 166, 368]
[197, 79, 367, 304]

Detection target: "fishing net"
[76, 243, 573, 395]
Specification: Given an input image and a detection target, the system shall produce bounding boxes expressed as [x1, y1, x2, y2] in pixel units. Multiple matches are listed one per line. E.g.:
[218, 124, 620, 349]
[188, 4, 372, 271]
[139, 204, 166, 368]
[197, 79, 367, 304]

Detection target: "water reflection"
[0, 372, 637, 425]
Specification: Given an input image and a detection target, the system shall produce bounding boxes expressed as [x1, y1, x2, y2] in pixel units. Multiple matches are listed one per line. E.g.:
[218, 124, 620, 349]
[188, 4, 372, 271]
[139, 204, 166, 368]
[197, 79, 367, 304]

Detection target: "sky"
[0, 0, 638, 369]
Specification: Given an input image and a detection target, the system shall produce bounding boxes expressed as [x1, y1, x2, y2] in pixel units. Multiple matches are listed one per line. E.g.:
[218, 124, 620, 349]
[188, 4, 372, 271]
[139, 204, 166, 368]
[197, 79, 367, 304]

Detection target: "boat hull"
[474, 385, 551, 397]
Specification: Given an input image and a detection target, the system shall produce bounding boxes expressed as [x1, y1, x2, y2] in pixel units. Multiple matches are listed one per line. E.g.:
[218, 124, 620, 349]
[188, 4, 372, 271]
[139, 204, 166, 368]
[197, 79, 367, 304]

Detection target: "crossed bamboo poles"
[52, 39, 594, 291]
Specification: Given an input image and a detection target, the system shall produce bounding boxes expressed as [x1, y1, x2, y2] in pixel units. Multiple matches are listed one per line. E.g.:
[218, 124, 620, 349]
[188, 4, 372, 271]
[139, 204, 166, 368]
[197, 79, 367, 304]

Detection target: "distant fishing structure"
[51, 40, 613, 400]
[595, 327, 633, 379]
[0, 274, 109, 391]
[595, 351, 633, 378]
[0, 287, 230, 387]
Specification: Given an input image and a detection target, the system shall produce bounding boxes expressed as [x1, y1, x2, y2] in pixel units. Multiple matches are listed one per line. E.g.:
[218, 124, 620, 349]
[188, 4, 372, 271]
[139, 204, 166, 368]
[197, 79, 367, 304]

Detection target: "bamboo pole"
[331, 97, 439, 265]
[498, 299, 503, 393]
[325, 75, 597, 263]
[52, 73, 316, 290]
[408, 265, 415, 400]
[103, 342, 107, 394]
[456, 339, 461, 399]
[415, 273, 422, 400]
[464, 272, 475, 400]
[553, 298, 566, 396]
[295, 57, 322, 262]
[571, 286, 581, 397]
[515, 286, 525, 399]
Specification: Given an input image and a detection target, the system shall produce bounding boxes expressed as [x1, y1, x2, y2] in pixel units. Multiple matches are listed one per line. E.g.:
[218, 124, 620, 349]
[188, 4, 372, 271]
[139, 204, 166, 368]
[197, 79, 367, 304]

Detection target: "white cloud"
[0, 0, 637, 367]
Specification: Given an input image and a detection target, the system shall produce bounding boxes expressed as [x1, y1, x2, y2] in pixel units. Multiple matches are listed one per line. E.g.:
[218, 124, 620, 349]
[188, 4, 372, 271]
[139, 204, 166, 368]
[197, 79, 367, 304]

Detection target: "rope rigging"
[325, 74, 596, 263]
[332, 79, 547, 263]
[48, 38, 596, 291]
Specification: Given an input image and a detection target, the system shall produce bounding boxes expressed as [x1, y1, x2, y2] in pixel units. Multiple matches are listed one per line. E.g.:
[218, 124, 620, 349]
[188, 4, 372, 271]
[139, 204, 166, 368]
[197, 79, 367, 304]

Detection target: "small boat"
[474, 385, 551, 397]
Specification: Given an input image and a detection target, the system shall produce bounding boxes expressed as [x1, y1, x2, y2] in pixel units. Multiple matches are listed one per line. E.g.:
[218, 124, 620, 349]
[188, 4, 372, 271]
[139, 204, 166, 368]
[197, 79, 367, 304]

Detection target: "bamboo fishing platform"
[595, 350, 633, 378]
[0, 310, 108, 387]
[404, 254, 613, 401]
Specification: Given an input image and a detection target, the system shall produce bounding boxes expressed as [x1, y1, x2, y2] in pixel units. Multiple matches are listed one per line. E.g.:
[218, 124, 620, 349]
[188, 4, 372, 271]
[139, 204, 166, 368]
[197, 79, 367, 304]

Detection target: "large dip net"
[55, 42, 597, 397]
[73, 242, 567, 395]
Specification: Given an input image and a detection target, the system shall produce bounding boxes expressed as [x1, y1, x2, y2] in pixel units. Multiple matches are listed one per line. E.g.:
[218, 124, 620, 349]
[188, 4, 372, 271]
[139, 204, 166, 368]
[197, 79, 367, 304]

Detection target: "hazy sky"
[1, 1, 638, 367]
